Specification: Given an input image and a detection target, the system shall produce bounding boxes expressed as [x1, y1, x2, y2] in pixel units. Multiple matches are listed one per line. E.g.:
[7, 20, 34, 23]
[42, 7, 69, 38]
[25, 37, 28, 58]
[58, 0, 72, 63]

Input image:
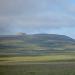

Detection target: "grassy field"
[1, 54, 75, 75]
[1, 63, 75, 75]
[1, 54, 75, 63]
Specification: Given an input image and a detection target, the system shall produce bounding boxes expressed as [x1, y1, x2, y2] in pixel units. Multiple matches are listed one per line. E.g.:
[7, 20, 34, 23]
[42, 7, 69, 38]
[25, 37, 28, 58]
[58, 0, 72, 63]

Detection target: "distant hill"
[0, 33, 27, 40]
[0, 33, 74, 42]
[0, 33, 75, 55]
[30, 34, 75, 43]
[33, 34, 74, 41]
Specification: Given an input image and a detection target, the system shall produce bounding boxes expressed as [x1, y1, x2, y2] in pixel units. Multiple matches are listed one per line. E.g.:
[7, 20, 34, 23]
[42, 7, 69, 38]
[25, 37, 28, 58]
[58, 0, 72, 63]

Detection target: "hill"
[0, 33, 75, 55]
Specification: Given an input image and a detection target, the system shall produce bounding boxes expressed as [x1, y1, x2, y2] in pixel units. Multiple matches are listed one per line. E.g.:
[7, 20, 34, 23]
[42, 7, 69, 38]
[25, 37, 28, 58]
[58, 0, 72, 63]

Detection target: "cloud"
[0, 0, 75, 34]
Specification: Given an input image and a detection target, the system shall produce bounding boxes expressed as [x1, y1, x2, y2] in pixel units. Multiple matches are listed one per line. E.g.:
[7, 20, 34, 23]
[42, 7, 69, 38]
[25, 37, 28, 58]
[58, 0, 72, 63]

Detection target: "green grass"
[0, 63, 75, 75]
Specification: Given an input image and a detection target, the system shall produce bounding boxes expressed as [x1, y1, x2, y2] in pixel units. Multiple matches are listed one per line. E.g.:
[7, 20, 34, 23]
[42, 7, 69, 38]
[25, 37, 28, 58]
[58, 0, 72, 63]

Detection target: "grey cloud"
[0, 0, 50, 16]
[0, 0, 75, 34]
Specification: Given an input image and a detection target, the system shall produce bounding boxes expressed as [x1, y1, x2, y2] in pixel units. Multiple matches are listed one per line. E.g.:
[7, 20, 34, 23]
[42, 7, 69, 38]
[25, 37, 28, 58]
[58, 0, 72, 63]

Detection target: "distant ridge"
[32, 34, 75, 42]
[16, 32, 27, 36]
[0, 33, 75, 42]
[0, 33, 75, 55]
[0, 32, 27, 40]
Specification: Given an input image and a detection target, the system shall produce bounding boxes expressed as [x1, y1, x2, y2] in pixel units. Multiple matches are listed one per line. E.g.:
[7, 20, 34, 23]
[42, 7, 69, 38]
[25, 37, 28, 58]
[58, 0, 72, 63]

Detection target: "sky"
[0, 0, 75, 38]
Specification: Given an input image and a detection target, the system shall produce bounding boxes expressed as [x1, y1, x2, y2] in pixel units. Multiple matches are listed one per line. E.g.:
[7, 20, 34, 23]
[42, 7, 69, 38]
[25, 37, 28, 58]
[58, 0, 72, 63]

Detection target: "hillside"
[0, 33, 75, 56]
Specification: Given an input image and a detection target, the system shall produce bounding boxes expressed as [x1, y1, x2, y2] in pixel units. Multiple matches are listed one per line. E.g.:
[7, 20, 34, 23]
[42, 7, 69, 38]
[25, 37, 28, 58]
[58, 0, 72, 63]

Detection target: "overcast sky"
[0, 0, 75, 38]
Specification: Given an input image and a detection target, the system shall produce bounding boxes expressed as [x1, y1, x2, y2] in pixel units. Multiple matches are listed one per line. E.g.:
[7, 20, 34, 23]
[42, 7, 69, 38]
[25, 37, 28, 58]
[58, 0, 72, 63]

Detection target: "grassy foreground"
[1, 63, 75, 75]
[1, 54, 75, 75]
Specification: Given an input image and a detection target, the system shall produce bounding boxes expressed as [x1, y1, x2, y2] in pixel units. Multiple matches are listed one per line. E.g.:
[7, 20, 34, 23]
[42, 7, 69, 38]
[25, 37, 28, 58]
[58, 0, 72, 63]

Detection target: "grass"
[1, 63, 75, 75]
[1, 55, 75, 63]
[0, 54, 75, 75]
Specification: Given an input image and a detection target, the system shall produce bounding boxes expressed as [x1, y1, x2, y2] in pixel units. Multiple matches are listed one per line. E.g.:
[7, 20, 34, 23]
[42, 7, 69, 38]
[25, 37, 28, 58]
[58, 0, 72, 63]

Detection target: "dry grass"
[1, 55, 75, 62]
